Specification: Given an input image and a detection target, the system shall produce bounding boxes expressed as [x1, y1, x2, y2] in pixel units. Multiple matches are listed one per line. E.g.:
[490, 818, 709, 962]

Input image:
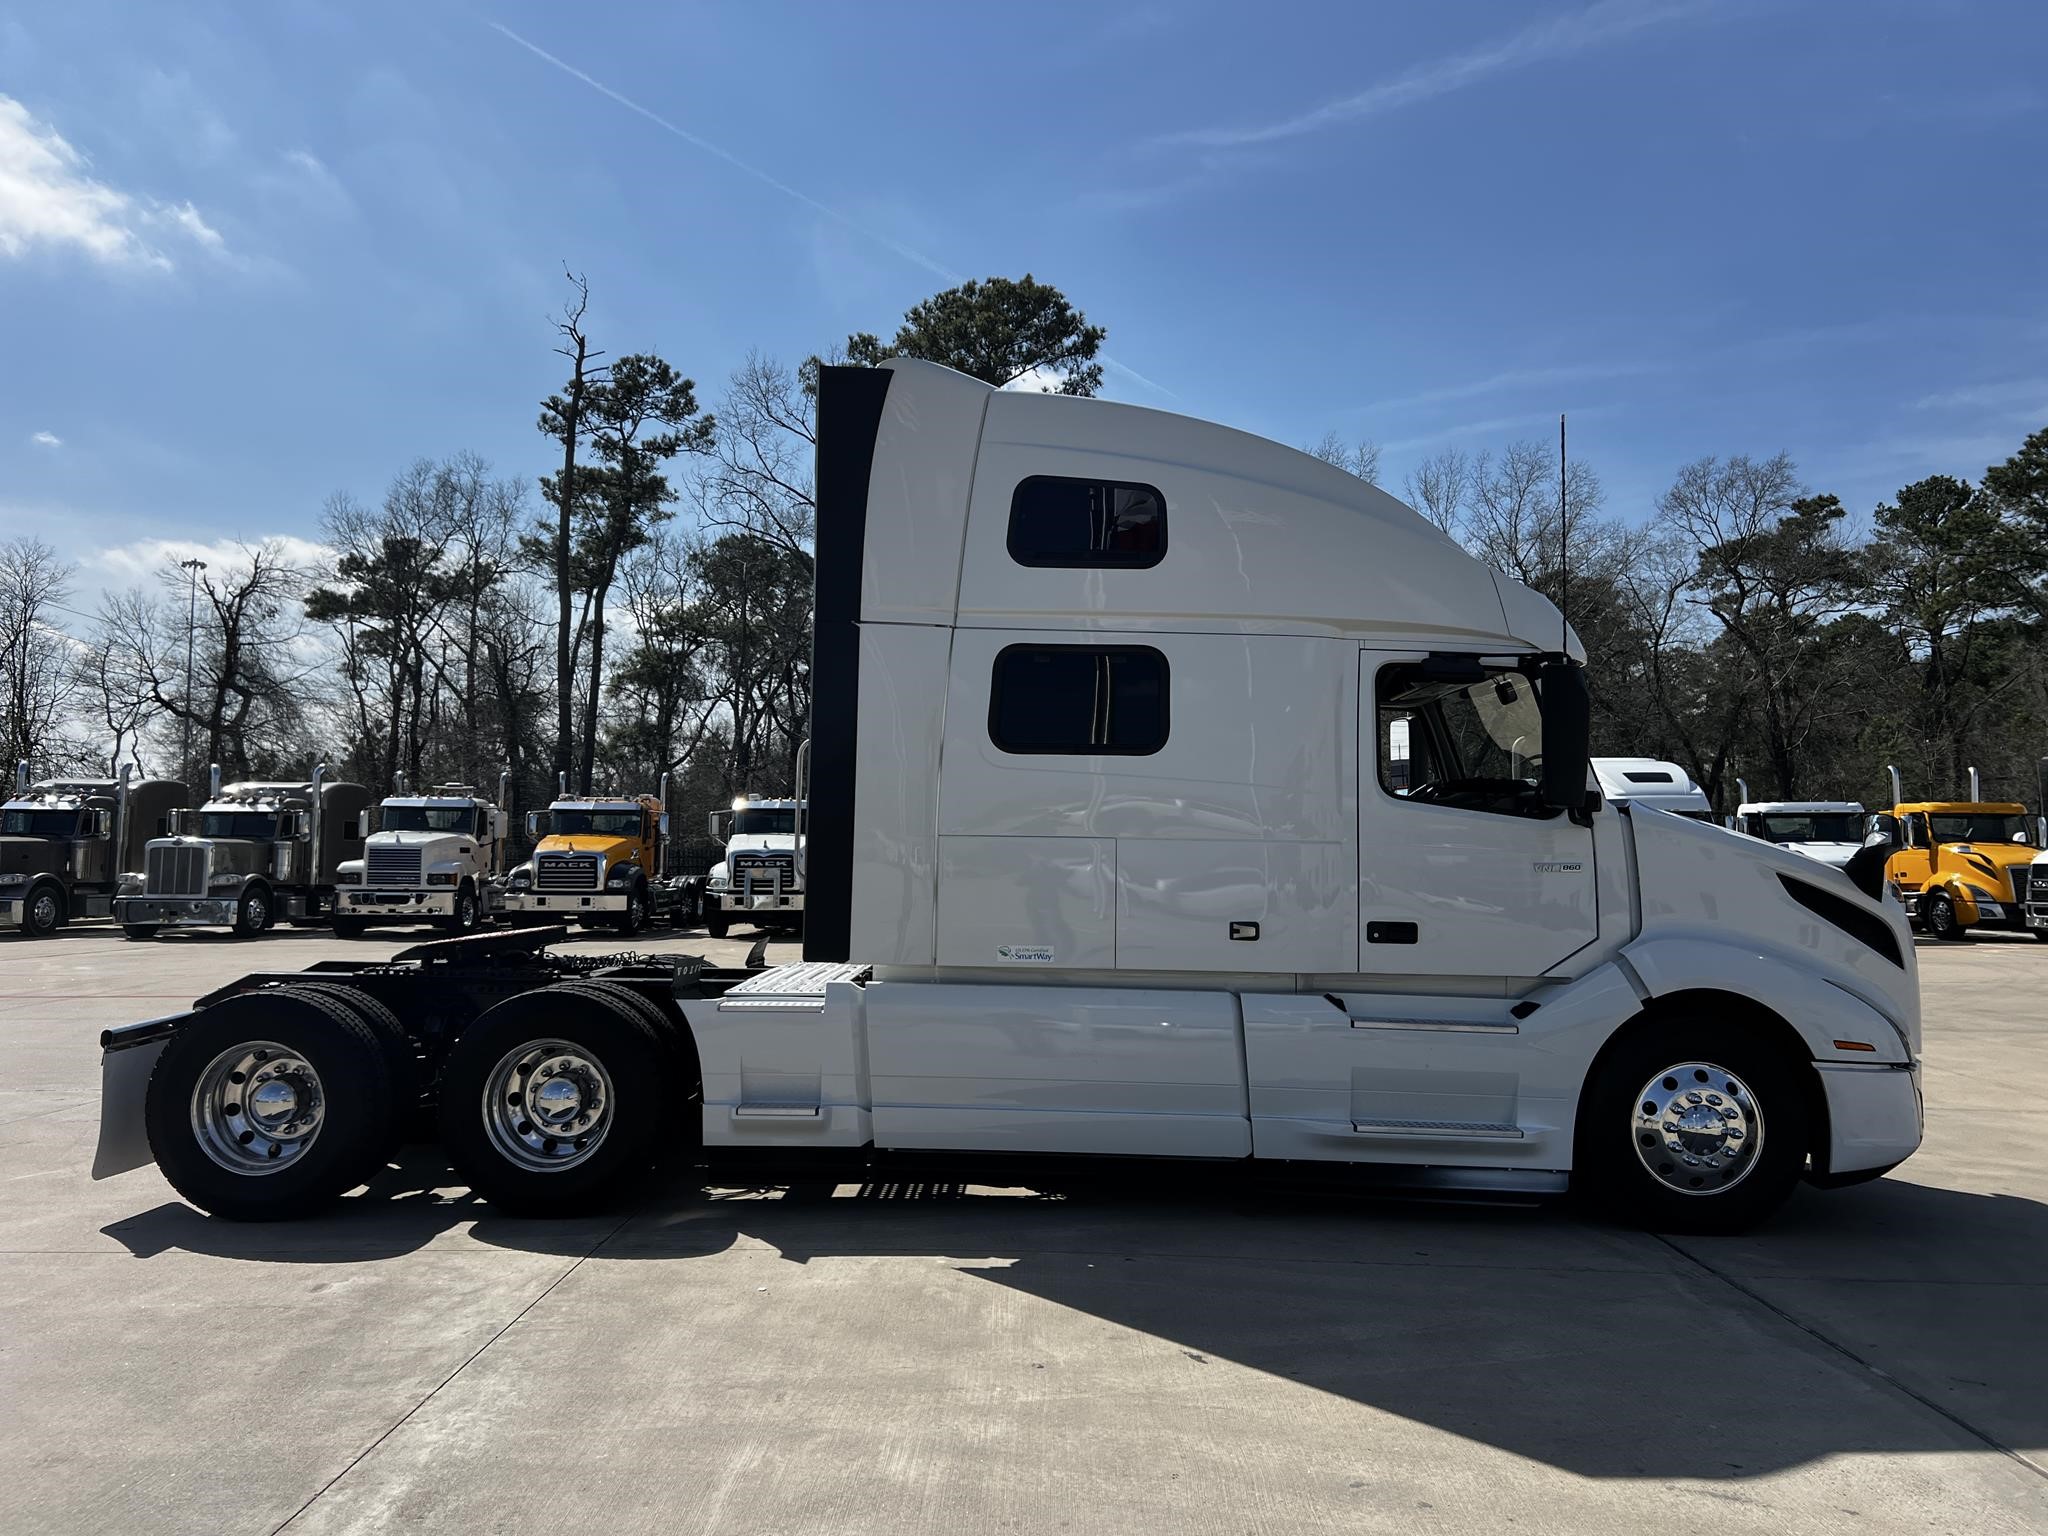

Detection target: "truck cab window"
[989, 645, 1169, 755]
[1, 809, 81, 837]
[1375, 661, 1555, 819]
[1008, 476, 1166, 568]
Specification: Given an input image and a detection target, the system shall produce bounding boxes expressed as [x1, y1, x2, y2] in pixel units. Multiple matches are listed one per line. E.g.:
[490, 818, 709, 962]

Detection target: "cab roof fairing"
[858, 358, 1571, 655]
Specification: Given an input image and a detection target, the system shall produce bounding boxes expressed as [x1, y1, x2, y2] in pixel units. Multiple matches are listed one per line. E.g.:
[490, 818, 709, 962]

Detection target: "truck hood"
[725, 834, 800, 856]
[1773, 841, 1862, 868]
[364, 830, 471, 853]
[535, 835, 639, 863]
[0, 836, 67, 878]
[1940, 841, 2038, 899]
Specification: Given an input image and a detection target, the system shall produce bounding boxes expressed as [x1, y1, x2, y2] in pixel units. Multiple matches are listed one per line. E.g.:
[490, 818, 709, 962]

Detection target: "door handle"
[1367, 921, 1419, 945]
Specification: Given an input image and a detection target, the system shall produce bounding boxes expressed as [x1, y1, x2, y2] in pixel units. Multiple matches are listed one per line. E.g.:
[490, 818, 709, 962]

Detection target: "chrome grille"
[145, 845, 206, 896]
[367, 845, 423, 886]
[536, 855, 599, 891]
[734, 853, 796, 892]
[2030, 865, 2048, 901]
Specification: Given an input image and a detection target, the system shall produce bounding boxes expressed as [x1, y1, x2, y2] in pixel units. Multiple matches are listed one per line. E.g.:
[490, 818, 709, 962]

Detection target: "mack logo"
[996, 944, 1055, 963]
[1534, 861, 1584, 874]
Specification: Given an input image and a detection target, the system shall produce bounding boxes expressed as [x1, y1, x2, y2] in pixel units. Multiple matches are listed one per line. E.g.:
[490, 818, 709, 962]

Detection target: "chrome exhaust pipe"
[1736, 778, 1751, 806]
[496, 768, 511, 875]
[209, 762, 222, 800]
[1967, 765, 1981, 801]
[656, 771, 673, 880]
[1886, 763, 1902, 806]
[558, 770, 569, 799]
[12, 760, 27, 797]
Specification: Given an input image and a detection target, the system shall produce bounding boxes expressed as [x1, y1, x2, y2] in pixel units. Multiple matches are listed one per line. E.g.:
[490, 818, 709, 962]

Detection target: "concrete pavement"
[2, 922, 2043, 1534]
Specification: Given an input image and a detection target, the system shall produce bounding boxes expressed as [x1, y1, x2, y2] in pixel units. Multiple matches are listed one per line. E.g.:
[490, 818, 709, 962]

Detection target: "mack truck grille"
[367, 846, 423, 886]
[734, 854, 796, 890]
[2032, 865, 2048, 901]
[145, 845, 207, 897]
[535, 855, 600, 891]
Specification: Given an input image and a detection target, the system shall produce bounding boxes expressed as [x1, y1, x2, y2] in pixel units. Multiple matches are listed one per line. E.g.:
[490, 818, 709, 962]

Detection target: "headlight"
[427, 872, 457, 887]
[335, 872, 362, 885]
[509, 872, 532, 889]
[209, 875, 242, 890]
[117, 874, 144, 895]
[606, 872, 632, 889]
[0, 872, 25, 888]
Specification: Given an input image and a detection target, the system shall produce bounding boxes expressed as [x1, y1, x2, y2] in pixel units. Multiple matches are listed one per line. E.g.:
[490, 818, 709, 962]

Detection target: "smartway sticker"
[996, 944, 1056, 964]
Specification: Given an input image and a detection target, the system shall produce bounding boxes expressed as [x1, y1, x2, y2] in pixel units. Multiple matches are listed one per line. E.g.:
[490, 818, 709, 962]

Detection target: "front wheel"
[440, 884, 483, 935]
[1574, 1016, 1810, 1235]
[1924, 891, 1968, 941]
[329, 915, 368, 939]
[438, 985, 671, 1216]
[21, 885, 63, 937]
[704, 904, 729, 938]
[123, 924, 160, 942]
[233, 887, 270, 939]
[614, 884, 648, 936]
[144, 990, 397, 1220]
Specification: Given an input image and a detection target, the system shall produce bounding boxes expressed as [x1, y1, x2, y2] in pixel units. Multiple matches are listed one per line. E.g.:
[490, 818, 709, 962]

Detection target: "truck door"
[1358, 651, 1597, 978]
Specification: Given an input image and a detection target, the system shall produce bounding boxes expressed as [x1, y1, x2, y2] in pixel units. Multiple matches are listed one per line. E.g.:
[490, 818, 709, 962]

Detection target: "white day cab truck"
[1591, 758, 1714, 821]
[1, 764, 189, 936]
[114, 765, 371, 939]
[704, 793, 807, 938]
[91, 360, 1922, 1234]
[1731, 781, 1868, 871]
[329, 775, 512, 937]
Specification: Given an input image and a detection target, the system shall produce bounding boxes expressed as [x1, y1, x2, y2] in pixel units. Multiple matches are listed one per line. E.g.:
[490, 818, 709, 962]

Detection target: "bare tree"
[1304, 431, 1383, 488]
[696, 353, 819, 556]
[75, 604, 160, 774]
[536, 271, 607, 793]
[0, 537, 78, 771]
[1403, 447, 1471, 536]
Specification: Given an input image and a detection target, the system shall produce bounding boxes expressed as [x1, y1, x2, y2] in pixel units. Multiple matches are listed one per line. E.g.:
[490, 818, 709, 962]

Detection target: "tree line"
[5, 271, 2045, 835]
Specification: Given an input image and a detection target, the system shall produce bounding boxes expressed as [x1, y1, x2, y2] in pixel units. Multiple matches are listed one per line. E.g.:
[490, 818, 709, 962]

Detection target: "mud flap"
[92, 1016, 185, 1179]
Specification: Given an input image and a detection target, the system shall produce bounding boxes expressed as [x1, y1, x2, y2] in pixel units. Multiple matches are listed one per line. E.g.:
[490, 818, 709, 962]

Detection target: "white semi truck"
[1591, 758, 1714, 820]
[329, 775, 512, 937]
[91, 359, 1921, 1234]
[1731, 782, 1868, 871]
[703, 795, 806, 938]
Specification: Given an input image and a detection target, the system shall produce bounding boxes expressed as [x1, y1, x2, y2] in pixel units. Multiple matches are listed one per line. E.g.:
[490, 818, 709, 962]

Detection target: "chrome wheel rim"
[243, 893, 268, 931]
[190, 1041, 326, 1174]
[30, 892, 59, 929]
[482, 1039, 614, 1173]
[457, 892, 476, 928]
[1929, 897, 1953, 934]
[1632, 1062, 1762, 1196]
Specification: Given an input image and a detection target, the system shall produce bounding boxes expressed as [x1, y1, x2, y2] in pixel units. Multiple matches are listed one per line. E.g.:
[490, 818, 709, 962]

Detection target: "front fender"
[1622, 935, 1915, 1062]
[1926, 873, 1992, 924]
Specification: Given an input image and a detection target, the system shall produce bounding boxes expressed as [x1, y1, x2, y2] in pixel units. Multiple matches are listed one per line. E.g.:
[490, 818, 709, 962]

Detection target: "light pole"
[179, 558, 206, 780]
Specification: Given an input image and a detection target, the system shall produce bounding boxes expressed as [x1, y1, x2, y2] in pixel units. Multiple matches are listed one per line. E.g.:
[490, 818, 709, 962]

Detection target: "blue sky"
[3, 0, 2045, 603]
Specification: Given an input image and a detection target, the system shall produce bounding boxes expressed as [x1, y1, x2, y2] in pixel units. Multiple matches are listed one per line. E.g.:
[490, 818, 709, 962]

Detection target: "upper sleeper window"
[989, 645, 1169, 755]
[1007, 476, 1166, 568]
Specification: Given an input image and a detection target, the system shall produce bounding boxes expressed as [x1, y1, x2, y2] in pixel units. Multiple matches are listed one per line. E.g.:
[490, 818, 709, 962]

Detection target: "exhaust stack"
[1886, 764, 1902, 806]
[1736, 777, 1751, 806]
[1967, 765, 1981, 801]
[114, 765, 132, 860]
[309, 761, 327, 882]
[656, 771, 673, 880]
[496, 768, 512, 874]
[558, 771, 569, 799]
[12, 760, 26, 797]
[209, 763, 223, 800]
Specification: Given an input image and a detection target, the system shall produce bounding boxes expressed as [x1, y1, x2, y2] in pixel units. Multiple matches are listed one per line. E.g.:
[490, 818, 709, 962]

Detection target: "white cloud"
[90, 535, 334, 584]
[1155, 0, 1698, 149]
[29, 429, 60, 447]
[0, 94, 227, 269]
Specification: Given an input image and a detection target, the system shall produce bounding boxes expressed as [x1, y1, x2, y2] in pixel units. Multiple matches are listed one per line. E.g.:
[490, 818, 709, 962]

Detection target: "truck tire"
[233, 886, 270, 939]
[615, 881, 648, 937]
[439, 985, 668, 1216]
[123, 925, 161, 941]
[440, 883, 483, 936]
[1924, 891, 1968, 941]
[144, 990, 396, 1221]
[704, 904, 729, 938]
[21, 883, 64, 937]
[329, 915, 368, 939]
[555, 980, 701, 1123]
[1573, 1013, 1810, 1236]
[275, 983, 421, 1152]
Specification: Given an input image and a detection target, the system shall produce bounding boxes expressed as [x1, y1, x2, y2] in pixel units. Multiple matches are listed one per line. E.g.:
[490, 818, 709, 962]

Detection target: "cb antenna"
[1558, 412, 1570, 655]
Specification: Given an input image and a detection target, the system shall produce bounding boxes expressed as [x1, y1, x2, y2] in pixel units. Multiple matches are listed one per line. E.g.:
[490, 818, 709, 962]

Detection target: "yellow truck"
[502, 777, 689, 935]
[1870, 767, 2044, 941]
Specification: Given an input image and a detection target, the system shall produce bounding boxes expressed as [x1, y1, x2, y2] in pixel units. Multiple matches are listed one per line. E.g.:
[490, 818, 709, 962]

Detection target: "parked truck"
[501, 775, 687, 935]
[114, 765, 372, 939]
[1868, 765, 2042, 941]
[92, 359, 1922, 1235]
[703, 794, 807, 938]
[330, 775, 512, 938]
[1590, 758, 1714, 820]
[1, 764, 189, 936]
[1731, 781, 1868, 871]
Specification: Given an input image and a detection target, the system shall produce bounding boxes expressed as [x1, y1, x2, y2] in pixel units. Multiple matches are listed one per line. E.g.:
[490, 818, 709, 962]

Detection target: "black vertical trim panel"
[804, 366, 893, 962]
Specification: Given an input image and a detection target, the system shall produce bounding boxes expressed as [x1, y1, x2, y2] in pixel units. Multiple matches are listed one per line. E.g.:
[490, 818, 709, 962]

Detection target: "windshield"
[553, 809, 643, 838]
[732, 808, 797, 836]
[381, 805, 477, 834]
[1, 809, 81, 837]
[200, 811, 280, 840]
[1757, 813, 1864, 844]
[1928, 813, 2030, 845]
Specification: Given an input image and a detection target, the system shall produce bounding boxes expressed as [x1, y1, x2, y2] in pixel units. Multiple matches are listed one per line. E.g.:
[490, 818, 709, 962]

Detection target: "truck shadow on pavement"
[101, 1164, 2047, 1484]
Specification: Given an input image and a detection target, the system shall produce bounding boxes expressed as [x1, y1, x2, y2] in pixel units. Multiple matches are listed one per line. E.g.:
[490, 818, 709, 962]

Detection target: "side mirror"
[658, 812, 670, 838]
[525, 811, 542, 840]
[95, 809, 114, 838]
[1534, 659, 1592, 814]
[707, 812, 721, 839]
[1866, 813, 1900, 844]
